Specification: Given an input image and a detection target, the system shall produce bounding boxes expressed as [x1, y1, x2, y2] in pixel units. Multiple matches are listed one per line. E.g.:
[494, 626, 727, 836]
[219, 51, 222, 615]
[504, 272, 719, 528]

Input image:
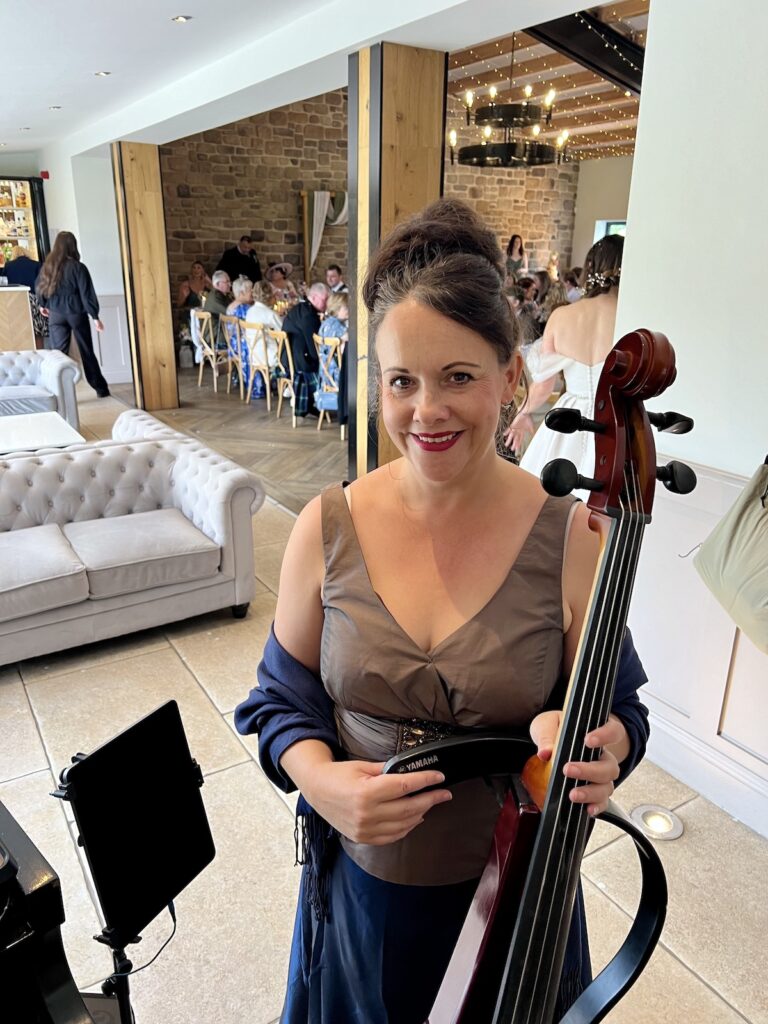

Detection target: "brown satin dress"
[319, 482, 578, 886]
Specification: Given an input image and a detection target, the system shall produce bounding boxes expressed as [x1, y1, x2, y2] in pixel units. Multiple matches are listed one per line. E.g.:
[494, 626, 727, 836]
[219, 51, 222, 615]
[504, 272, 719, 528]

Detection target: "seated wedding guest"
[318, 292, 349, 341]
[266, 261, 300, 305]
[202, 269, 232, 343]
[245, 280, 284, 366]
[226, 275, 254, 317]
[282, 282, 329, 416]
[564, 269, 583, 302]
[176, 261, 212, 309]
[326, 264, 348, 293]
[533, 269, 551, 308]
[537, 279, 569, 328]
[518, 276, 538, 305]
[506, 284, 536, 344]
[216, 235, 262, 283]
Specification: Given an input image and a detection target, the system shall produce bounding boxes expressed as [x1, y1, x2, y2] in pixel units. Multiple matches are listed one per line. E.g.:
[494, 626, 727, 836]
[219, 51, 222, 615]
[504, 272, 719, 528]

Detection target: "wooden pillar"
[347, 42, 447, 478]
[112, 141, 178, 411]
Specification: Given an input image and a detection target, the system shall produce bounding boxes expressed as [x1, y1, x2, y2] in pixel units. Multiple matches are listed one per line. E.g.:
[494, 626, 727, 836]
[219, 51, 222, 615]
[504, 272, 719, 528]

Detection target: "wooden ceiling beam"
[450, 32, 538, 69]
[553, 92, 637, 115]
[594, 1, 649, 23]
[544, 111, 638, 131]
[457, 69, 604, 99]
[450, 51, 577, 95]
[559, 127, 636, 145]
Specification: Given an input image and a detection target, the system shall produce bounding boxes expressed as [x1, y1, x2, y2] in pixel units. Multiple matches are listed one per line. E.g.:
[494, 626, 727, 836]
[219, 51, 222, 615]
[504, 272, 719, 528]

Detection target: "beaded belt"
[396, 717, 461, 753]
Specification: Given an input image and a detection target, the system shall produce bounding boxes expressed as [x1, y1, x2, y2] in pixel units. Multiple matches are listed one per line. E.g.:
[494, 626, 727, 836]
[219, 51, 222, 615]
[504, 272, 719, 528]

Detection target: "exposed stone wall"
[443, 97, 579, 273]
[160, 89, 348, 294]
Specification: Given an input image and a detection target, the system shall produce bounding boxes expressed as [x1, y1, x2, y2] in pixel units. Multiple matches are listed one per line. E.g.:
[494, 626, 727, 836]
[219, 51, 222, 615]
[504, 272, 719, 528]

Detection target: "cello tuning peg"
[656, 461, 697, 495]
[647, 411, 694, 434]
[541, 459, 604, 497]
[545, 408, 605, 434]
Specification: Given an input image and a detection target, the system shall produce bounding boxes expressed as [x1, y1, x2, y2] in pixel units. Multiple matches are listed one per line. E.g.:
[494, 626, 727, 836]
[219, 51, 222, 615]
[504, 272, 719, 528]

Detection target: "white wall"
[617, 0, 768, 478]
[71, 153, 124, 295]
[571, 155, 633, 268]
[0, 151, 41, 177]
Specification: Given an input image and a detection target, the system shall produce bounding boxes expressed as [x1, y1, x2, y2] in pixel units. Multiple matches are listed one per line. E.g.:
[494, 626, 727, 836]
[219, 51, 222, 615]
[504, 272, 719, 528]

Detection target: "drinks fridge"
[0, 177, 50, 266]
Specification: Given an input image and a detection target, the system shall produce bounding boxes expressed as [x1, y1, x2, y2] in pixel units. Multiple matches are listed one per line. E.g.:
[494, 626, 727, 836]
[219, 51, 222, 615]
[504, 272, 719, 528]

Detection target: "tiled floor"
[2, 386, 766, 1023]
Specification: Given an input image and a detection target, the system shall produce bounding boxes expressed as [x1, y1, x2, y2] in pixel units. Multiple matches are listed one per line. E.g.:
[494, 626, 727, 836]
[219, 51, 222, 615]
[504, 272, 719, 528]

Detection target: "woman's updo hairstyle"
[582, 234, 624, 298]
[362, 198, 520, 368]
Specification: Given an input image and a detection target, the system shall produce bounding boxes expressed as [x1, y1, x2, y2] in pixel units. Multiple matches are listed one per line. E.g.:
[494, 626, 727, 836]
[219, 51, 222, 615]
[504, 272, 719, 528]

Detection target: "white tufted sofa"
[0, 350, 81, 429]
[0, 437, 264, 665]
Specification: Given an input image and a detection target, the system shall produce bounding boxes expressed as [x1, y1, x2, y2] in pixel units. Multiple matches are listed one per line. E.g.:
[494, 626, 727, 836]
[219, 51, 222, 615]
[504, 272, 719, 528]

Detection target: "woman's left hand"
[529, 710, 626, 816]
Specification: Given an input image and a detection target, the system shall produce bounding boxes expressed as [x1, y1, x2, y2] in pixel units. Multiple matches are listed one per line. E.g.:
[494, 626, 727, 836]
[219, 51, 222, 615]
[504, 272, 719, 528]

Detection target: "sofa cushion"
[62, 508, 221, 600]
[0, 524, 88, 623]
[0, 385, 57, 416]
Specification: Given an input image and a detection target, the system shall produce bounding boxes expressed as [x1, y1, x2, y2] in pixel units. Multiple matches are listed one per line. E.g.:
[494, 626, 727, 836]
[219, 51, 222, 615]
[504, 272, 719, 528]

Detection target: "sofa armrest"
[37, 352, 81, 430]
[112, 409, 189, 443]
[166, 446, 264, 602]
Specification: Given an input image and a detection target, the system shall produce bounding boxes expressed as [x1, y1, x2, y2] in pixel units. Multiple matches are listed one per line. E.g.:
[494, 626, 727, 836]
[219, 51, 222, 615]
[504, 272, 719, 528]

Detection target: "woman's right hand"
[503, 412, 535, 452]
[304, 759, 452, 846]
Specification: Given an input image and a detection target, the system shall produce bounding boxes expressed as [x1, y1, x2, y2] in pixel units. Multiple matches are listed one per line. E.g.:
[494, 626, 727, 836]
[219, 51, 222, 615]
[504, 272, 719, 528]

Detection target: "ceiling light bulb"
[94, 70, 112, 77]
[532, 124, 541, 136]
[545, 88, 556, 107]
[171, 14, 193, 21]
[524, 84, 533, 98]
[489, 86, 497, 100]
[483, 125, 492, 138]
[561, 129, 570, 141]
[448, 129, 457, 147]
[465, 89, 474, 107]
[556, 135, 565, 147]
[625, 90, 632, 98]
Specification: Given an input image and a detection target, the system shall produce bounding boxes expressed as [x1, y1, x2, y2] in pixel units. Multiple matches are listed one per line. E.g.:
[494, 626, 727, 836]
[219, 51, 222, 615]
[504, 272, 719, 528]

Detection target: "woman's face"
[338, 304, 349, 321]
[191, 262, 205, 277]
[271, 270, 285, 285]
[376, 298, 519, 485]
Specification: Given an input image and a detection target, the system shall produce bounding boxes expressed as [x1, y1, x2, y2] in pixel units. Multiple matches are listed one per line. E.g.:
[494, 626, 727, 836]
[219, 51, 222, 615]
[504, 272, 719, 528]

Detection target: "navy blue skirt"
[280, 848, 590, 1023]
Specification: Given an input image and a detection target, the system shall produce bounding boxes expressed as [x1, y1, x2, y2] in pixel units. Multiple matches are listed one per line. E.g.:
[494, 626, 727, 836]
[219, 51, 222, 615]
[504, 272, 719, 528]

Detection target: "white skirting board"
[646, 707, 768, 839]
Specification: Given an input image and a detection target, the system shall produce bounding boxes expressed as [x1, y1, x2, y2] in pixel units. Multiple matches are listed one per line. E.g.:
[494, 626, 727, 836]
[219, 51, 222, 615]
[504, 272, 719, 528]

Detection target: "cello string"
[505, 486, 634, 1021]
[520, 452, 648, 1020]
[512, 443, 649, 1021]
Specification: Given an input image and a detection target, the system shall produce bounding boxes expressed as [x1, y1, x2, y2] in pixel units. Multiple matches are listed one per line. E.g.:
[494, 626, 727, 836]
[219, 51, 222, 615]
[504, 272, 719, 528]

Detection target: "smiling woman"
[235, 197, 650, 1024]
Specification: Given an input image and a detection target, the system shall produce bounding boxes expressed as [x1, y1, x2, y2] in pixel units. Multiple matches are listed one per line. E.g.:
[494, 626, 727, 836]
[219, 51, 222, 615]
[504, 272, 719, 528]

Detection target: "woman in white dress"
[503, 235, 623, 501]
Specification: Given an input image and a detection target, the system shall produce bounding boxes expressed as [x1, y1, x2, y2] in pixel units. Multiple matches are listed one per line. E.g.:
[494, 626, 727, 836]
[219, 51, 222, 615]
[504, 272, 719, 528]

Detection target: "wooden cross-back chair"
[312, 333, 346, 440]
[267, 329, 296, 428]
[219, 315, 245, 401]
[242, 321, 272, 411]
[192, 310, 229, 392]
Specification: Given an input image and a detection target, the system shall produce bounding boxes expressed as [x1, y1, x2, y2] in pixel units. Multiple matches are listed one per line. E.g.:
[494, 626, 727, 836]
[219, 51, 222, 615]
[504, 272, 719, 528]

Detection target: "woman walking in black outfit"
[36, 231, 110, 397]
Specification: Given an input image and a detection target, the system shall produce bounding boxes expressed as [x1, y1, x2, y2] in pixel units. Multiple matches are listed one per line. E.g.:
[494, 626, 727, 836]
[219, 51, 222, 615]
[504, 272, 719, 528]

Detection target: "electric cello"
[385, 328, 696, 1023]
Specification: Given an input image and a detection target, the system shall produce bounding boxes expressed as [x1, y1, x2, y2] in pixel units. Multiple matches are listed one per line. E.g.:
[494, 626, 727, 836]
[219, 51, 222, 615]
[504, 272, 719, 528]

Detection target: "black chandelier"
[450, 33, 569, 168]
